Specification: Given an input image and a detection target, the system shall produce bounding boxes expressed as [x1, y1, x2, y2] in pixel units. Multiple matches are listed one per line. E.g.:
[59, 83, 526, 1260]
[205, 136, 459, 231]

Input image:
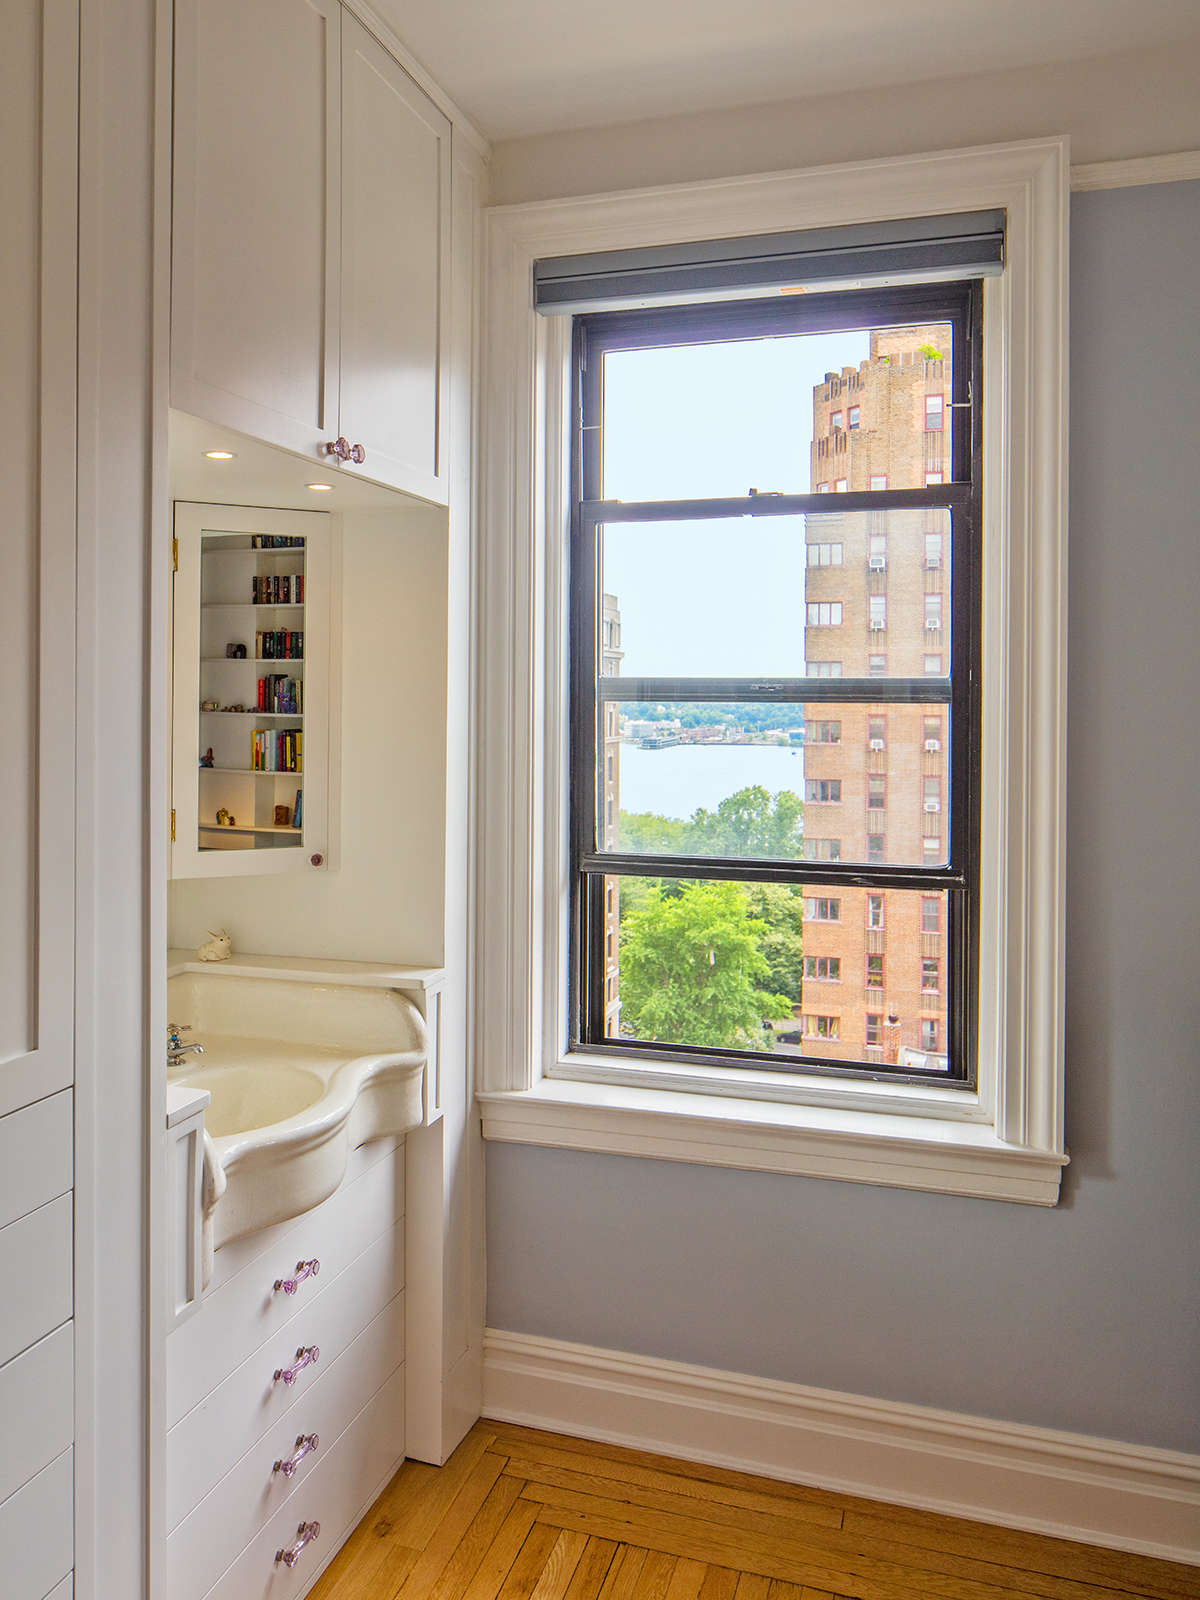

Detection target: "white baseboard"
[483, 1330, 1200, 1566]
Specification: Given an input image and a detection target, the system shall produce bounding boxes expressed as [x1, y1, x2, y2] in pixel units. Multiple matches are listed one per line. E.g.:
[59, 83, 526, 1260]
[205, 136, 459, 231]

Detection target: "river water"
[617, 741, 805, 821]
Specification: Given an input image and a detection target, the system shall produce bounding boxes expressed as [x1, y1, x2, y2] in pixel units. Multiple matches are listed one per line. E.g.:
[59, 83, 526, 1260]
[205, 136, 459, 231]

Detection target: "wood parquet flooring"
[308, 1422, 1200, 1600]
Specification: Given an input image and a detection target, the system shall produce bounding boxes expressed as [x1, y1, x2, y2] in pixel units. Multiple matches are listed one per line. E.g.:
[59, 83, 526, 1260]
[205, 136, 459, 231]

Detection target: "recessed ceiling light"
[204, 449, 236, 459]
[306, 483, 334, 492]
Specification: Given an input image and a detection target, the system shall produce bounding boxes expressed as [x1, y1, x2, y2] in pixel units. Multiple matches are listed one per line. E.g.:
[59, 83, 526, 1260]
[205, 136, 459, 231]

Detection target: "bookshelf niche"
[172, 502, 332, 878]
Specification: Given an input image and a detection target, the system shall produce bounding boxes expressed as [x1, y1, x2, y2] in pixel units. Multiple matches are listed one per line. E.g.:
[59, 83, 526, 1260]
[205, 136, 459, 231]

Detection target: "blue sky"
[601, 330, 868, 678]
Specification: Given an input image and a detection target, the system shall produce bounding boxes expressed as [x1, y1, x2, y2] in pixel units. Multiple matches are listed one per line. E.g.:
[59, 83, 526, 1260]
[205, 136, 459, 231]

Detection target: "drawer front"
[203, 1362, 405, 1600]
[168, 1220, 403, 1531]
[169, 1290, 402, 1600]
[0, 1323, 73, 1507]
[0, 1447, 73, 1600]
[0, 1092, 72, 1230]
[208, 1136, 401, 1295]
[0, 1193, 72, 1366]
[168, 1144, 404, 1425]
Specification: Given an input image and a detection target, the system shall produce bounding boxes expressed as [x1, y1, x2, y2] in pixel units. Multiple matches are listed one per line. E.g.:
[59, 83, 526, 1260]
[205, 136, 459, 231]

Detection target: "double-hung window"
[571, 282, 981, 1083]
[480, 137, 1068, 1203]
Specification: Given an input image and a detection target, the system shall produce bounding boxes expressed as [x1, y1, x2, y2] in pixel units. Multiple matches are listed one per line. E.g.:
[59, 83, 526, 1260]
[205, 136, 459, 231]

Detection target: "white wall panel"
[0, 1093, 73, 1229]
[0, 1324, 74, 1507]
[0, 1195, 72, 1366]
[0, 1449, 73, 1600]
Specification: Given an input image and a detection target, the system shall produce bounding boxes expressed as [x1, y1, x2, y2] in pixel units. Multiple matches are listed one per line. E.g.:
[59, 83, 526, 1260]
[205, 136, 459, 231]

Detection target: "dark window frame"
[569, 281, 983, 1088]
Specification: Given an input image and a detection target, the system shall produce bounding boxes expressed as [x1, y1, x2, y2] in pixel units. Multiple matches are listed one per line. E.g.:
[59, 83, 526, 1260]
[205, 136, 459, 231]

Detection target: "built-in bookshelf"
[171, 503, 332, 878]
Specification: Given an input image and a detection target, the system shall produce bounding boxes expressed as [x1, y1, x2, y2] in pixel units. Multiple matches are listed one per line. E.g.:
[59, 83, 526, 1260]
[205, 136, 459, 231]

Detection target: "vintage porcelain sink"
[167, 971, 427, 1278]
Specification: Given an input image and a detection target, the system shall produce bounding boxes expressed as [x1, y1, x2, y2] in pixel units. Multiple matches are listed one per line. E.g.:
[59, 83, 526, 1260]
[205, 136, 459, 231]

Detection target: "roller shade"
[534, 209, 1005, 315]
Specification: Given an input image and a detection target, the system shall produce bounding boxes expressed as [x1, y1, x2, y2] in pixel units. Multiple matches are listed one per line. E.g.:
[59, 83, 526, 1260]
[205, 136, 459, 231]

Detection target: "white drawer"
[208, 1138, 402, 1295]
[0, 1323, 73, 1507]
[169, 1291, 403, 1600]
[0, 1194, 72, 1366]
[0, 1092, 72, 1230]
[168, 1220, 403, 1531]
[0, 1447, 73, 1600]
[202, 1363, 405, 1600]
[168, 1146, 404, 1425]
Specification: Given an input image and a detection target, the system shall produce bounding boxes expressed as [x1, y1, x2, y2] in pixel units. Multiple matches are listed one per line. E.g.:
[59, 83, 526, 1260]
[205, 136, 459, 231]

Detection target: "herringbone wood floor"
[309, 1421, 1200, 1600]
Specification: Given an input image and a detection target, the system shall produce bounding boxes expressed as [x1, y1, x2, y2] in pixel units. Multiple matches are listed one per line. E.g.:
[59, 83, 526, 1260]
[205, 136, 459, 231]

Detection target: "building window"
[806, 779, 841, 803]
[867, 894, 885, 929]
[807, 661, 842, 677]
[925, 470, 944, 486]
[868, 834, 885, 862]
[805, 1015, 840, 1039]
[834, 478, 849, 492]
[868, 532, 887, 568]
[805, 956, 841, 980]
[866, 954, 885, 988]
[925, 593, 943, 631]
[804, 898, 841, 922]
[807, 542, 843, 566]
[923, 716, 942, 749]
[924, 777, 941, 812]
[923, 836, 941, 858]
[806, 601, 843, 626]
[868, 654, 887, 676]
[925, 532, 943, 568]
[867, 715, 886, 748]
[924, 654, 942, 675]
[922, 897, 941, 934]
[922, 959, 940, 992]
[830, 410, 843, 431]
[868, 776, 887, 809]
[865, 1014, 882, 1046]
[921, 1018, 940, 1052]
[816, 482, 830, 493]
[811, 720, 841, 743]
[803, 838, 842, 861]
[869, 474, 888, 490]
[868, 595, 887, 630]
[848, 406, 860, 429]
[925, 394, 944, 431]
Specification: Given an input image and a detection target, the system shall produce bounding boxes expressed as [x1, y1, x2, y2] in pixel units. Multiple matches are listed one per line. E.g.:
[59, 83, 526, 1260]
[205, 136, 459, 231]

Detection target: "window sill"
[478, 1078, 1067, 1205]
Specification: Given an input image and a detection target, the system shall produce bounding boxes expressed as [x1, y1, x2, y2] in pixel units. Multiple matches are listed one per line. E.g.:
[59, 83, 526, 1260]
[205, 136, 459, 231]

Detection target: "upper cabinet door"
[338, 13, 451, 503]
[172, 0, 341, 457]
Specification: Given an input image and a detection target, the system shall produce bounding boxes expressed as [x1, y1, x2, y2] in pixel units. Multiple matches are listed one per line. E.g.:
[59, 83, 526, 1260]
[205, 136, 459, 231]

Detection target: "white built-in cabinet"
[172, 502, 333, 878]
[172, 0, 451, 504]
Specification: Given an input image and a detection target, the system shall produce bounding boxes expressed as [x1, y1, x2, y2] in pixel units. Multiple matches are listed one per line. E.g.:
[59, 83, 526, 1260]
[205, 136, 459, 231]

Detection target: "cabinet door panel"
[339, 13, 450, 502]
[172, 0, 340, 455]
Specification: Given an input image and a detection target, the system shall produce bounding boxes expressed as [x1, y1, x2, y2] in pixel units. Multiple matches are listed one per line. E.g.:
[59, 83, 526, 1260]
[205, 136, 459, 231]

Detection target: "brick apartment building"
[799, 324, 954, 1068]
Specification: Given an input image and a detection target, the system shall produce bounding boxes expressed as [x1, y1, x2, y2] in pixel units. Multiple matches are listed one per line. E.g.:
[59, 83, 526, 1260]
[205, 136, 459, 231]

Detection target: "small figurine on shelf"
[274, 804, 291, 827]
[199, 748, 214, 768]
[198, 928, 232, 962]
[225, 642, 247, 659]
[200, 699, 220, 711]
[215, 807, 235, 826]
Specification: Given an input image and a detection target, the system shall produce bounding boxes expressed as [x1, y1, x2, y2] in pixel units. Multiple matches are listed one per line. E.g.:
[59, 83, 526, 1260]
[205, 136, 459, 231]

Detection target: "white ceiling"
[372, 0, 1200, 142]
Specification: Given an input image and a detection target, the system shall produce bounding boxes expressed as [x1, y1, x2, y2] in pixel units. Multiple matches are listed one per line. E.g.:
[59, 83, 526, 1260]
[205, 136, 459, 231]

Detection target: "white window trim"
[477, 137, 1069, 1205]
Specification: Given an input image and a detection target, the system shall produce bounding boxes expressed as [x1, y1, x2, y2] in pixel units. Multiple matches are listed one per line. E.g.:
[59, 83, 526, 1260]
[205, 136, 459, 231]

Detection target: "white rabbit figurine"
[198, 928, 232, 962]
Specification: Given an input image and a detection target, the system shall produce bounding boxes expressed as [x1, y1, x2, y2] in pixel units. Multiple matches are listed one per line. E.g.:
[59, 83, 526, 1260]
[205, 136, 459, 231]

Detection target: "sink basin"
[167, 971, 428, 1275]
[175, 1062, 325, 1137]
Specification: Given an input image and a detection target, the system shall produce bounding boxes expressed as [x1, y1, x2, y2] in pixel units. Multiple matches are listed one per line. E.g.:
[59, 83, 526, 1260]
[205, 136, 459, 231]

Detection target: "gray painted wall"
[484, 180, 1200, 1456]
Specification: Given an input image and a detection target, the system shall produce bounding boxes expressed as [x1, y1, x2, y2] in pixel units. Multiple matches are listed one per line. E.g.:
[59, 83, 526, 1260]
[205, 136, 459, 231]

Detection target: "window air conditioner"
[925, 555, 941, 568]
[924, 618, 941, 630]
[868, 555, 886, 570]
[924, 738, 941, 752]
[868, 738, 885, 751]
[923, 800, 941, 812]
[869, 619, 886, 630]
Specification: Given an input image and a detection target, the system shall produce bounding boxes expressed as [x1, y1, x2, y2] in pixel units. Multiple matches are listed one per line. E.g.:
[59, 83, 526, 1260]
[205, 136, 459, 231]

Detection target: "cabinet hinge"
[173, 538, 178, 572]
[171, 809, 176, 842]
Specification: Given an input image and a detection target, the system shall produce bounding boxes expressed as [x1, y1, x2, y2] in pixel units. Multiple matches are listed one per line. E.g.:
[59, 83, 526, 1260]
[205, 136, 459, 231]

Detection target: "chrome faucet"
[168, 1023, 204, 1068]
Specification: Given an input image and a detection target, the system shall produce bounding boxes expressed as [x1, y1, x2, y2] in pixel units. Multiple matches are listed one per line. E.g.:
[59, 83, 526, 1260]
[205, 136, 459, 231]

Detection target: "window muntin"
[573, 289, 979, 1085]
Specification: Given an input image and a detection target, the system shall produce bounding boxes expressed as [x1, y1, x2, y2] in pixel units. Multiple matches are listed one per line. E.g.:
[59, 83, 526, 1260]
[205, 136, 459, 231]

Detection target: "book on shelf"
[293, 787, 303, 829]
[256, 674, 303, 714]
[252, 574, 305, 605]
[251, 727, 303, 773]
[254, 629, 304, 660]
[250, 535, 306, 549]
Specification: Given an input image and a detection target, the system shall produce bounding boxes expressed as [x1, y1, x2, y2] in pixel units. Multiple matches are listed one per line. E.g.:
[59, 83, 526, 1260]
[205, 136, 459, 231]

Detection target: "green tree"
[620, 785, 804, 861]
[741, 882, 806, 1002]
[619, 879, 794, 1048]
